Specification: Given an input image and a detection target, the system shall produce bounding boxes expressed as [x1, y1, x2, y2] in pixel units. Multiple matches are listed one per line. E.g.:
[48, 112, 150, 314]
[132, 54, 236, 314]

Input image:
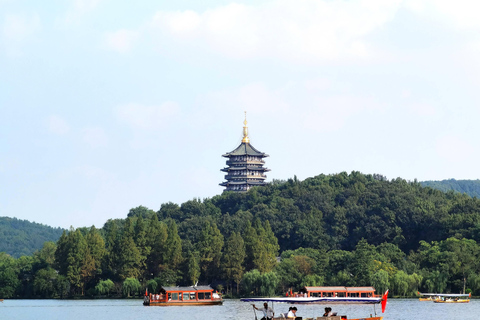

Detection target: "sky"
[2, 0, 480, 229]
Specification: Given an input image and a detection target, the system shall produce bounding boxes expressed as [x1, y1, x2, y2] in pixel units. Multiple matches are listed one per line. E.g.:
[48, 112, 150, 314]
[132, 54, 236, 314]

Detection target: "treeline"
[2, 171, 480, 299]
[421, 179, 480, 199]
[0, 217, 64, 258]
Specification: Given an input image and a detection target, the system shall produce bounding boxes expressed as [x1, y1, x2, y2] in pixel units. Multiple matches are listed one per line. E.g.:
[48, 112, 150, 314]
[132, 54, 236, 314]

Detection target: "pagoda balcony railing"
[226, 159, 265, 165]
[224, 174, 267, 180]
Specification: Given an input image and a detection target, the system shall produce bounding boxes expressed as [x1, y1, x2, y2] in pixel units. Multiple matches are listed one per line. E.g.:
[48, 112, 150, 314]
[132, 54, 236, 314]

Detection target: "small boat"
[241, 289, 388, 320]
[243, 287, 382, 305]
[417, 292, 440, 301]
[143, 285, 222, 306]
[432, 293, 471, 303]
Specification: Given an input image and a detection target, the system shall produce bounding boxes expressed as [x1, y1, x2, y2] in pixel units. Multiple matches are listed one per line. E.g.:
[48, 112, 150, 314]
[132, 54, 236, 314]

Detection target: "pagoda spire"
[242, 111, 250, 143]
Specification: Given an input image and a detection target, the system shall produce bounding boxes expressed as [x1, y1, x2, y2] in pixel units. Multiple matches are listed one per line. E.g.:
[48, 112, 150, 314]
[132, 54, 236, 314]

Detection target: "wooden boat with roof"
[432, 293, 471, 303]
[143, 285, 222, 306]
[241, 287, 388, 320]
[296, 286, 381, 304]
[417, 292, 440, 301]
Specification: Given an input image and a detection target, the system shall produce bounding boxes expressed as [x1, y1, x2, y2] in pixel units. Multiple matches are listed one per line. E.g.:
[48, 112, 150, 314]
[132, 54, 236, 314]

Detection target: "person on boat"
[323, 307, 333, 317]
[253, 302, 274, 320]
[286, 306, 297, 318]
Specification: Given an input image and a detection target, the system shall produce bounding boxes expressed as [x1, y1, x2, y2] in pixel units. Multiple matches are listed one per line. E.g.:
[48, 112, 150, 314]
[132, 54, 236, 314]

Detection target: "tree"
[146, 279, 158, 294]
[243, 221, 258, 271]
[133, 216, 150, 279]
[0, 252, 20, 298]
[440, 238, 479, 293]
[146, 215, 168, 277]
[187, 251, 200, 286]
[127, 205, 156, 219]
[197, 221, 224, 282]
[222, 232, 246, 294]
[33, 267, 57, 297]
[117, 234, 142, 280]
[34, 241, 57, 268]
[372, 269, 389, 295]
[102, 220, 120, 279]
[245, 219, 279, 273]
[242, 269, 261, 296]
[165, 220, 183, 271]
[392, 270, 409, 296]
[350, 239, 377, 286]
[276, 255, 316, 290]
[82, 226, 105, 292]
[122, 277, 141, 297]
[95, 279, 115, 296]
[55, 228, 90, 296]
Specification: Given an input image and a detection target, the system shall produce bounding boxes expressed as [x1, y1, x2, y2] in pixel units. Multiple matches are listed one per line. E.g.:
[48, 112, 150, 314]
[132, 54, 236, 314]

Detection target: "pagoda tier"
[220, 114, 270, 192]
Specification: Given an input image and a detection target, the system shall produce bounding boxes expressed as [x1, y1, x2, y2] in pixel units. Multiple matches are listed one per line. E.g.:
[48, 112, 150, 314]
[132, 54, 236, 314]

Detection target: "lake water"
[1, 299, 479, 320]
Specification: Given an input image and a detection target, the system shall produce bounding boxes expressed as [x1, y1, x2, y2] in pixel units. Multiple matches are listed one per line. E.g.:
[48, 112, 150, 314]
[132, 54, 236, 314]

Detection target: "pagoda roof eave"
[223, 142, 268, 157]
[220, 181, 267, 186]
[221, 166, 270, 171]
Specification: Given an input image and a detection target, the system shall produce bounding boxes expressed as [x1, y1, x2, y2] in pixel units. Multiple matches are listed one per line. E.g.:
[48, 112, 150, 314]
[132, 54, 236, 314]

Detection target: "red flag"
[381, 290, 389, 313]
[145, 289, 148, 296]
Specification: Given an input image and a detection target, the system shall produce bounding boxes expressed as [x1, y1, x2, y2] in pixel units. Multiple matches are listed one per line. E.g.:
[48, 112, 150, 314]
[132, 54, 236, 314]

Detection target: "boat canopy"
[160, 286, 214, 293]
[418, 292, 470, 297]
[240, 296, 382, 304]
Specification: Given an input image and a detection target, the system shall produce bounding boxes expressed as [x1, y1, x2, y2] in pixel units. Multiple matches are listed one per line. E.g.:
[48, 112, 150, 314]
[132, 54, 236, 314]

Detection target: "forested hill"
[0, 217, 64, 257]
[161, 172, 480, 254]
[3, 171, 480, 299]
[421, 179, 480, 198]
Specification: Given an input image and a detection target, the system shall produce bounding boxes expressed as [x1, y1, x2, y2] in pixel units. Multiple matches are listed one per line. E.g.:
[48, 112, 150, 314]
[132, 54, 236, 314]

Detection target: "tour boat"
[241, 288, 388, 320]
[242, 287, 382, 304]
[143, 285, 222, 306]
[432, 293, 471, 303]
[417, 292, 440, 301]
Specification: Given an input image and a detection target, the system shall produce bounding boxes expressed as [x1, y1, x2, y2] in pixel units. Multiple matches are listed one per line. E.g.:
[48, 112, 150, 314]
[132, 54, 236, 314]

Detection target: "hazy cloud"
[436, 135, 474, 163]
[2, 13, 40, 55]
[81, 127, 108, 148]
[404, 0, 480, 30]
[63, 0, 102, 24]
[46, 115, 70, 135]
[116, 101, 181, 130]
[105, 29, 137, 53]
[146, 0, 402, 63]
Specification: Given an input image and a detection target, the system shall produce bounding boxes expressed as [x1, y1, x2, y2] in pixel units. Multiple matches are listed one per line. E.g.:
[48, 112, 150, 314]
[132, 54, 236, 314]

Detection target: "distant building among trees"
[220, 113, 270, 192]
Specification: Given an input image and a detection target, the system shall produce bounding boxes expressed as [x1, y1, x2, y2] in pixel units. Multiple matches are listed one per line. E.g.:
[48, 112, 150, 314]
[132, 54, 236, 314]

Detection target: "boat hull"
[433, 300, 469, 303]
[419, 298, 434, 301]
[144, 300, 223, 306]
[273, 317, 382, 320]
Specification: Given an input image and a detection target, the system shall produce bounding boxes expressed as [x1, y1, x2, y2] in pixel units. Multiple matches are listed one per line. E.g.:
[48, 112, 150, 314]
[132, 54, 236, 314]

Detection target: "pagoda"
[220, 114, 270, 192]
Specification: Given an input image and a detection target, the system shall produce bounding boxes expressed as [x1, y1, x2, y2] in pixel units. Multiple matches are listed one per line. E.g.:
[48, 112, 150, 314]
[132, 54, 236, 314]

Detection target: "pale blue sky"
[2, 0, 480, 229]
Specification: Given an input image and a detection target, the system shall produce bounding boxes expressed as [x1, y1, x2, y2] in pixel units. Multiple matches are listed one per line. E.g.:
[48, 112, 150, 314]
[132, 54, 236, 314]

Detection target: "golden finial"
[242, 111, 250, 143]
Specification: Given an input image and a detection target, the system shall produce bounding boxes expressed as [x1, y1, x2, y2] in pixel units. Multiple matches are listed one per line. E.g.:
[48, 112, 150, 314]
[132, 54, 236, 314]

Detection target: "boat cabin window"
[198, 292, 205, 300]
[183, 293, 190, 300]
[190, 293, 196, 300]
[205, 292, 211, 299]
[169, 293, 179, 300]
[311, 292, 319, 297]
